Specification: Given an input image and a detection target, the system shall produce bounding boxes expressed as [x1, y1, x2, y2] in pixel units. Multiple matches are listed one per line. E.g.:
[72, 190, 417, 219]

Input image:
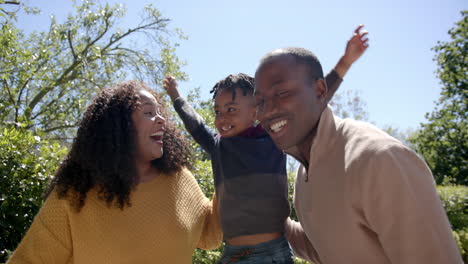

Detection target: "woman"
[7, 81, 222, 263]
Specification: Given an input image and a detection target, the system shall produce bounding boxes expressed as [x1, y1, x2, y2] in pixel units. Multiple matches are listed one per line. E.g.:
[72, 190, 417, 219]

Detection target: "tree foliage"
[329, 89, 369, 121]
[0, 0, 187, 139]
[437, 185, 468, 262]
[410, 11, 468, 185]
[0, 127, 67, 262]
[438, 185, 468, 231]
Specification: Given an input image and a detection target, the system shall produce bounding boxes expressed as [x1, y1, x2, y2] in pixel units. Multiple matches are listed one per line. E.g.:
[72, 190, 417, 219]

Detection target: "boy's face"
[255, 55, 326, 151]
[214, 87, 256, 138]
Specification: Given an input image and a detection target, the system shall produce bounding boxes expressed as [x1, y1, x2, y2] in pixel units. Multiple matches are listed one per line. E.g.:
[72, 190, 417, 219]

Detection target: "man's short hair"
[257, 47, 324, 81]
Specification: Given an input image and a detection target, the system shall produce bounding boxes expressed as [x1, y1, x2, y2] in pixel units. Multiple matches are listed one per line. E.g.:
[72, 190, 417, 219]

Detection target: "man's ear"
[315, 79, 328, 103]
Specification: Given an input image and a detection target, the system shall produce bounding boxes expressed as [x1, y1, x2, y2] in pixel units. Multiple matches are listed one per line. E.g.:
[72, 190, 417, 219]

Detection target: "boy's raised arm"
[326, 25, 369, 103]
[163, 76, 217, 154]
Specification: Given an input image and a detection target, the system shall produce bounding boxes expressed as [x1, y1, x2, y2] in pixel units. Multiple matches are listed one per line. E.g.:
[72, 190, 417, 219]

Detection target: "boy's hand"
[163, 75, 181, 102]
[343, 25, 369, 66]
[334, 24, 369, 78]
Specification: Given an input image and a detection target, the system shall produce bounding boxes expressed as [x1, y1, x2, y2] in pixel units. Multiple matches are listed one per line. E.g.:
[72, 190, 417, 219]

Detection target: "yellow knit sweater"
[7, 168, 222, 264]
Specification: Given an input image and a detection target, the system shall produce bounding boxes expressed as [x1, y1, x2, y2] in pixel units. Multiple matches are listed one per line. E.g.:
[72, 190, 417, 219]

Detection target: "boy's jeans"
[216, 235, 294, 264]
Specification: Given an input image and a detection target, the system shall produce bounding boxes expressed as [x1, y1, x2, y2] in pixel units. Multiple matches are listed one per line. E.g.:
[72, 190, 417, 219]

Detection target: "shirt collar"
[284, 105, 340, 168]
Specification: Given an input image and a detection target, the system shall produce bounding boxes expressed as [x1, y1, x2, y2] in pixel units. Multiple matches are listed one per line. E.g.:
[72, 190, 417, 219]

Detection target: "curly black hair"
[209, 73, 255, 101]
[45, 80, 192, 211]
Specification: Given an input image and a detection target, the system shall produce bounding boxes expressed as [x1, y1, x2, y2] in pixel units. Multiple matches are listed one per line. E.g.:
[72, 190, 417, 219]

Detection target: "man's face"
[255, 55, 326, 151]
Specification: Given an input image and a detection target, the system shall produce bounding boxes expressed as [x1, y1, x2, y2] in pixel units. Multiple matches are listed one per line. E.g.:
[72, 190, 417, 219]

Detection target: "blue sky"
[16, 0, 467, 132]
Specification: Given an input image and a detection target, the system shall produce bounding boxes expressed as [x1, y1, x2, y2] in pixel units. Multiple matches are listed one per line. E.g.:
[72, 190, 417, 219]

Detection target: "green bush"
[192, 247, 222, 264]
[438, 185, 468, 261]
[0, 127, 67, 262]
[455, 228, 468, 263]
[293, 256, 311, 263]
[438, 186, 468, 230]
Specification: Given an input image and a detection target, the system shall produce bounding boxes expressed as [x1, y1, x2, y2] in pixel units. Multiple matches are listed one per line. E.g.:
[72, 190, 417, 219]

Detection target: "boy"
[163, 25, 368, 263]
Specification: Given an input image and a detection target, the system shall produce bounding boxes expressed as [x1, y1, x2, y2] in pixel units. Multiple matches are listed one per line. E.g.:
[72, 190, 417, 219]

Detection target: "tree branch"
[17, 58, 49, 109]
[67, 30, 77, 59]
[31, 96, 60, 120]
[25, 14, 170, 121]
[25, 14, 114, 118]
[80, 12, 111, 57]
[2, 78, 19, 122]
[42, 124, 78, 133]
[3, 1, 20, 5]
[3, 79, 16, 107]
[102, 18, 169, 52]
[1, 9, 9, 16]
[25, 60, 80, 119]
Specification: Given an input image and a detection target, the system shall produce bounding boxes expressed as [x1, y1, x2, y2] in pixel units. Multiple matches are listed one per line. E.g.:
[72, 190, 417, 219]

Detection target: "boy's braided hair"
[210, 73, 255, 101]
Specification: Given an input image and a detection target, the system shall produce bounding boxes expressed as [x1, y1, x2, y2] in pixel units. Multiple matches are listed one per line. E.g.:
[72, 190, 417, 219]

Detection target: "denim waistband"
[223, 235, 289, 255]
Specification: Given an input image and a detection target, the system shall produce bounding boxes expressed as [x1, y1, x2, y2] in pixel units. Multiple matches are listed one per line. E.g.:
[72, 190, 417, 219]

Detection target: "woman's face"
[131, 89, 166, 162]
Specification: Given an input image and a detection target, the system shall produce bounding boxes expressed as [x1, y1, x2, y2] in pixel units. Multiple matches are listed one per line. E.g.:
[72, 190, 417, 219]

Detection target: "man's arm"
[362, 144, 462, 263]
[284, 217, 322, 263]
[163, 76, 216, 154]
[326, 25, 369, 103]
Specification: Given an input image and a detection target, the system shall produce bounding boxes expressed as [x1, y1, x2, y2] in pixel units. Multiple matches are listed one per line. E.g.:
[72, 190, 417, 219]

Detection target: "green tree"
[329, 89, 369, 121]
[410, 11, 468, 185]
[0, 0, 187, 139]
[437, 185, 468, 262]
[0, 127, 67, 262]
[381, 125, 415, 148]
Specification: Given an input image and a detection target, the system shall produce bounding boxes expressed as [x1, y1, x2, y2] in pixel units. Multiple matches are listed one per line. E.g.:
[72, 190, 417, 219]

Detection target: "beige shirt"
[285, 106, 462, 264]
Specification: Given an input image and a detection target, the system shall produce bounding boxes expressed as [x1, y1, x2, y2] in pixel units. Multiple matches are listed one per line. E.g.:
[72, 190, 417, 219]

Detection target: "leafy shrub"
[438, 186, 468, 230]
[294, 256, 311, 263]
[192, 247, 222, 264]
[438, 185, 468, 261]
[453, 228, 468, 263]
[0, 127, 67, 262]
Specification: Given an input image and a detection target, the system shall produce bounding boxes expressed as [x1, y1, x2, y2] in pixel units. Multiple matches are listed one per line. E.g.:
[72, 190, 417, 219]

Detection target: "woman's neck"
[135, 161, 160, 183]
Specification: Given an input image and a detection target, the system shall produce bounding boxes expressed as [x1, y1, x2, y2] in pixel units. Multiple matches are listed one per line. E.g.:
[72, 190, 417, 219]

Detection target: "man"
[254, 46, 462, 263]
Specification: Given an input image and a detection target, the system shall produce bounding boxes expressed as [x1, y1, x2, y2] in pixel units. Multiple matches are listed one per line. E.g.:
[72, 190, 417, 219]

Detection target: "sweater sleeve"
[173, 97, 217, 154]
[324, 70, 343, 104]
[361, 144, 463, 264]
[284, 218, 321, 263]
[7, 193, 72, 264]
[196, 193, 223, 250]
